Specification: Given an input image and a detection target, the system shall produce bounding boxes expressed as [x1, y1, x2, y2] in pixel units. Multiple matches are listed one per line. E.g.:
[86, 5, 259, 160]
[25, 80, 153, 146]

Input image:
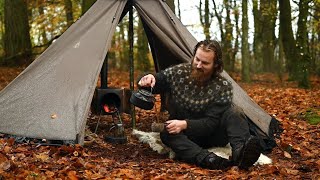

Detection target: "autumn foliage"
[0, 68, 319, 179]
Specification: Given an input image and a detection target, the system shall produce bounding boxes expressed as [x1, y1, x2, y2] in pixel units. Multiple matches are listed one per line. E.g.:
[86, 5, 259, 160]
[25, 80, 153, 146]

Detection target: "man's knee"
[223, 105, 246, 122]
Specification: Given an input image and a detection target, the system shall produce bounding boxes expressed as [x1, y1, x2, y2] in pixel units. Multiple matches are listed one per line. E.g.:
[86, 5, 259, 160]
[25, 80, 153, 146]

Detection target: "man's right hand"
[138, 74, 156, 87]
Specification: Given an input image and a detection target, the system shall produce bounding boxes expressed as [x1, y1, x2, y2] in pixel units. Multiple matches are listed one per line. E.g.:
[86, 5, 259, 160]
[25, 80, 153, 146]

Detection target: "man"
[138, 40, 261, 170]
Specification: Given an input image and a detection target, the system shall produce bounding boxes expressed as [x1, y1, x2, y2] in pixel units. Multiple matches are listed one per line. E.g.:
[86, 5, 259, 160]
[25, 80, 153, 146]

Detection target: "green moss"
[305, 109, 320, 125]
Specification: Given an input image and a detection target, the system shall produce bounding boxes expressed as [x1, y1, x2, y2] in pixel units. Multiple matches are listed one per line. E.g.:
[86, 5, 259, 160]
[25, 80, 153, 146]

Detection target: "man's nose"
[196, 62, 202, 68]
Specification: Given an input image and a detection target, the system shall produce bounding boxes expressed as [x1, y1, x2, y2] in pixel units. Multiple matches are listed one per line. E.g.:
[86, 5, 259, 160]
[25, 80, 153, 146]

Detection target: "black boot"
[232, 136, 261, 169]
[200, 153, 231, 170]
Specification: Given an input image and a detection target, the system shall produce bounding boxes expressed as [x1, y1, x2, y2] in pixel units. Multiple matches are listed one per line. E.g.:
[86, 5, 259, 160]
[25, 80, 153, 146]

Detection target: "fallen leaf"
[0, 154, 10, 171]
[286, 168, 299, 175]
[72, 158, 85, 168]
[90, 173, 104, 180]
[67, 171, 78, 180]
[316, 159, 320, 169]
[35, 152, 50, 162]
[73, 151, 79, 157]
[179, 163, 193, 169]
[84, 162, 96, 169]
[192, 169, 209, 175]
[7, 138, 15, 146]
[0, 153, 8, 161]
[51, 114, 57, 119]
[284, 151, 292, 158]
[15, 146, 28, 152]
[45, 170, 55, 177]
[3, 146, 11, 153]
[279, 167, 288, 176]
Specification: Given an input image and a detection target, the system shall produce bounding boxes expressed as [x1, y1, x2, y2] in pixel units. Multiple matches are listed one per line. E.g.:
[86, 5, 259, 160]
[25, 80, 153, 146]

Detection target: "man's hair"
[192, 40, 223, 77]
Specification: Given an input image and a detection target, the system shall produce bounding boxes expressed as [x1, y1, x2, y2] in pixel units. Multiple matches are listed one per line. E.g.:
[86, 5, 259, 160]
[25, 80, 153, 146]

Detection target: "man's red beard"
[190, 66, 208, 86]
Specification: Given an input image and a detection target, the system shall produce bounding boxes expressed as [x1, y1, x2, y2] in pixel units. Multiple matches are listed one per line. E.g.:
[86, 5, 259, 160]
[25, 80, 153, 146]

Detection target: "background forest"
[0, 0, 319, 88]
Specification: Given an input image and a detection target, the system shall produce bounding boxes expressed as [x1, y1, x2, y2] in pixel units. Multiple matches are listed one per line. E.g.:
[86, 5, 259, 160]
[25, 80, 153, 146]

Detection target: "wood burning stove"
[91, 88, 131, 115]
[91, 88, 129, 144]
[91, 53, 132, 116]
[90, 56, 132, 144]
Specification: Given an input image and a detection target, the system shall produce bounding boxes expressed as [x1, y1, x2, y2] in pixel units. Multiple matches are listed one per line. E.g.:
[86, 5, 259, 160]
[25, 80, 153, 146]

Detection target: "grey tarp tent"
[0, 0, 280, 148]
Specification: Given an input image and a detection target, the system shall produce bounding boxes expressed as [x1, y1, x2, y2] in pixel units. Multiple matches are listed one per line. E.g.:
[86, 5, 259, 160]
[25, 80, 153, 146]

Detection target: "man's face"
[191, 47, 215, 84]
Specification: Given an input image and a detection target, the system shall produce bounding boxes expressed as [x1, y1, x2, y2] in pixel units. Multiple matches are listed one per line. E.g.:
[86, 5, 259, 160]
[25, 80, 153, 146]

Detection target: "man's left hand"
[165, 120, 187, 134]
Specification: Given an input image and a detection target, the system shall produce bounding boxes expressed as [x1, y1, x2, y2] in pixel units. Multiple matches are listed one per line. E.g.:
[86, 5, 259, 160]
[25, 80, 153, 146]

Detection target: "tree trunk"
[82, 0, 96, 15]
[311, 1, 320, 74]
[0, 0, 4, 54]
[200, 0, 211, 40]
[135, 19, 151, 72]
[3, 0, 32, 66]
[276, 24, 285, 82]
[223, 0, 233, 72]
[118, 18, 129, 71]
[279, 0, 310, 88]
[279, 0, 297, 80]
[252, 0, 263, 73]
[241, 0, 250, 82]
[212, 0, 224, 41]
[232, 0, 240, 72]
[296, 0, 310, 88]
[212, 0, 237, 72]
[38, 4, 48, 45]
[261, 0, 277, 72]
[64, 0, 74, 27]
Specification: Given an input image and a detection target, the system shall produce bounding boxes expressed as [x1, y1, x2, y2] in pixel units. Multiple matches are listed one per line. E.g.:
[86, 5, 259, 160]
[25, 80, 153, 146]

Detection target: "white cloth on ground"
[132, 129, 272, 165]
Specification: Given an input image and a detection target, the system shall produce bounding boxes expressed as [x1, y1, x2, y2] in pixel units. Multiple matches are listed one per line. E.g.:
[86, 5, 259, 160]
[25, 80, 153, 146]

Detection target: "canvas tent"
[0, 0, 280, 149]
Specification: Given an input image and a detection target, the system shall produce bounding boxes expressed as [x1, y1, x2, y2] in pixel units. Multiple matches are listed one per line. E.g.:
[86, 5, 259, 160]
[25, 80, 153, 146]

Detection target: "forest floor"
[0, 67, 319, 179]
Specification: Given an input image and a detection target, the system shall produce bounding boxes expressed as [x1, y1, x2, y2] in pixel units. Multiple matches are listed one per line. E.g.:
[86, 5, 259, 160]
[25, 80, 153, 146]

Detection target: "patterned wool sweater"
[153, 63, 233, 136]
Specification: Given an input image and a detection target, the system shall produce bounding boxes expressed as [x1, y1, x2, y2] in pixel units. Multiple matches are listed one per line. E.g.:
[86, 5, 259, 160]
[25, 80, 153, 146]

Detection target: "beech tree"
[222, 0, 233, 72]
[82, 0, 96, 14]
[241, 0, 250, 82]
[3, 0, 32, 66]
[310, 0, 320, 74]
[252, 0, 263, 72]
[212, 0, 239, 72]
[0, 0, 4, 57]
[38, 2, 48, 45]
[261, 0, 277, 72]
[199, 0, 211, 40]
[135, 19, 151, 72]
[232, 0, 240, 72]
[279, 0, 310, 88]
[295, 0, 311, 88]
[65, 0, 74, 27]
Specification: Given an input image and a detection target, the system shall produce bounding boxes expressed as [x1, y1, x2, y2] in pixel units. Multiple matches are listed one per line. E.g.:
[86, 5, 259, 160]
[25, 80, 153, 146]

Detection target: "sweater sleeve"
[152, 72, 170, 94]
[136, 71, 168, 94]
[136, 65, 180, 94]
[184, 82, 233, 136]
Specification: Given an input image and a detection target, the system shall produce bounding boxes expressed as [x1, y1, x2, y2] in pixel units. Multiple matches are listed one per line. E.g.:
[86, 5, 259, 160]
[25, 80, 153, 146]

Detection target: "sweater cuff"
[184, 119, 195, 134]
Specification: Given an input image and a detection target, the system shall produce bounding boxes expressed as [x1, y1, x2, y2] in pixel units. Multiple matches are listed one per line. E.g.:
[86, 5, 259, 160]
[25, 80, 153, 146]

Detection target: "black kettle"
[130, 88, 155, 110]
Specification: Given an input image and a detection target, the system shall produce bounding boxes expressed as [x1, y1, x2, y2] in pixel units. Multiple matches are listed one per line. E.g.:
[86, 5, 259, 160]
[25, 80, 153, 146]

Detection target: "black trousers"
[160, 105, 251, 165]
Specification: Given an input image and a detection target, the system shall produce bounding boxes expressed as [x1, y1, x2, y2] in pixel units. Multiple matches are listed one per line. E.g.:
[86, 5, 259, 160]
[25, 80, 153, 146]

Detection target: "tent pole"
[129, 1, 136, 128]
[100, 54, 108, 89]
